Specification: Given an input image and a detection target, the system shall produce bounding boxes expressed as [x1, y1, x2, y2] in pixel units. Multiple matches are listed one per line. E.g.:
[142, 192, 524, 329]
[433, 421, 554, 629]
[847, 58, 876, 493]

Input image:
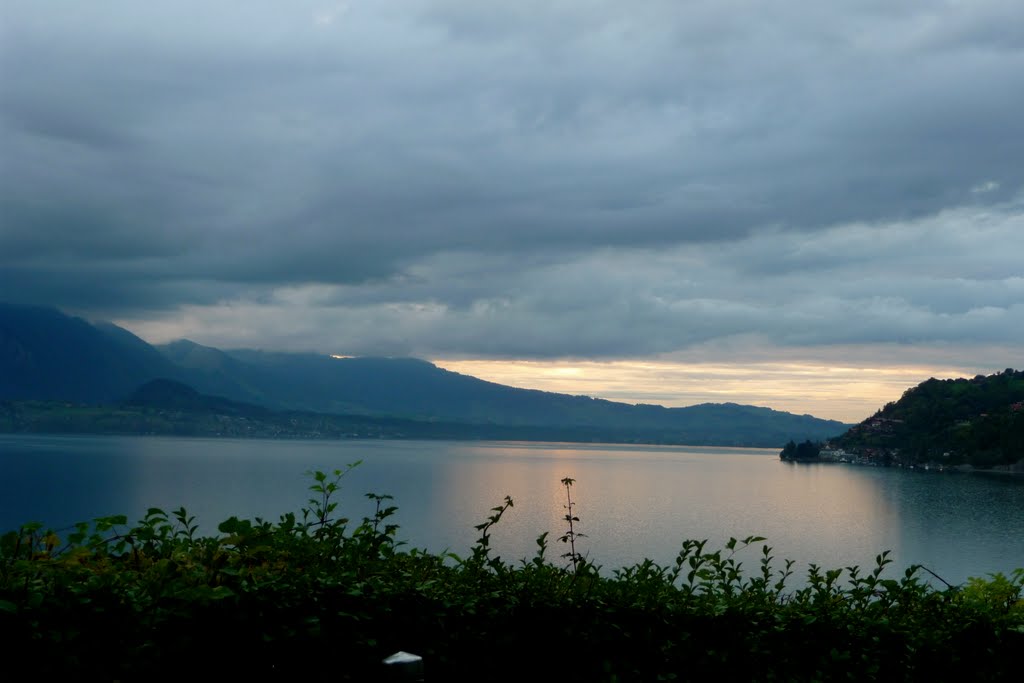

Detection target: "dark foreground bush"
[2, 468, 1022, 681]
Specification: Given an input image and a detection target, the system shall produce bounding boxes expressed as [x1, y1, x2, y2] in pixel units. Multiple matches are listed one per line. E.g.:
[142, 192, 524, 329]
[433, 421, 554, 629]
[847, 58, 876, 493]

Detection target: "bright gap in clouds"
[432, 359, 978, 424]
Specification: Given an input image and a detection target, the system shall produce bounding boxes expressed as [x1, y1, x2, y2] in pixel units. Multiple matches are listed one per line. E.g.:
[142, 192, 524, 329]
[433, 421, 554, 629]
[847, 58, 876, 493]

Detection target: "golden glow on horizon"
[548, 366, 585, 377]
[432, 358, 977, 423]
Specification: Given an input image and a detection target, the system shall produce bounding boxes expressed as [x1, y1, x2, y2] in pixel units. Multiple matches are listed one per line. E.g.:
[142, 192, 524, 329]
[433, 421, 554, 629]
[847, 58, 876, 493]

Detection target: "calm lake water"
[2, 434, 1023, 585]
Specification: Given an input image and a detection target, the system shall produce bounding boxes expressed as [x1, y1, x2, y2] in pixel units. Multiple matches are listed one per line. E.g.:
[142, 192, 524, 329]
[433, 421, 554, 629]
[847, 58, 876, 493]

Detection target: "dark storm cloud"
[1, 1, 1023, 358]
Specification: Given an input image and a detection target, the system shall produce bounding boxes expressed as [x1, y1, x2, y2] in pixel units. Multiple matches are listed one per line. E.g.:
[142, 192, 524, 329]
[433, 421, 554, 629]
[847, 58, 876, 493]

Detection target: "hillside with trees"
[832, 369, 1024, 469]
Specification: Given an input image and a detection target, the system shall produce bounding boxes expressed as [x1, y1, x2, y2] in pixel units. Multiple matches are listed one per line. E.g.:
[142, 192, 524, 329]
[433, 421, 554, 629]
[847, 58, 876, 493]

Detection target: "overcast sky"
[2, 1, 1023, 421]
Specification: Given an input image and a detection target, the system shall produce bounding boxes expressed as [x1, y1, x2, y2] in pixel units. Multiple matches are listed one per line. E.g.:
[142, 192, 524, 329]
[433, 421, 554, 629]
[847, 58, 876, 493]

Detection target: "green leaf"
[210, 586, 235, 600]
[217, 516, 253, 535]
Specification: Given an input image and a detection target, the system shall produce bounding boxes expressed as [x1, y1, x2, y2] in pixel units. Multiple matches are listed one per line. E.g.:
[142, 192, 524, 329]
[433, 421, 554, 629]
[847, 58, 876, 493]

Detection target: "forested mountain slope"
[833, 369, 1024, 468]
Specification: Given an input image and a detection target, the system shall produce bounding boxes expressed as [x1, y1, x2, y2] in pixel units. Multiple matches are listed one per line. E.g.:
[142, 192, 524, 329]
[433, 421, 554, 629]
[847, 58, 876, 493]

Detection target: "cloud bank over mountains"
[2, 1, 1022, 379]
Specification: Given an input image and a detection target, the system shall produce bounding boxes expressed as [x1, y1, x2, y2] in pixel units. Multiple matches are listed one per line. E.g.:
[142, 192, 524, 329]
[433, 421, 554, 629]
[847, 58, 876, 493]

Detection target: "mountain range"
[0, 302, 849, 446]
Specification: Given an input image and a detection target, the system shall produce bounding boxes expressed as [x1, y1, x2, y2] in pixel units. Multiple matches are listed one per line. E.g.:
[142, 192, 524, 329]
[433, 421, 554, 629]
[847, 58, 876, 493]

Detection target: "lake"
[2, 434, 1023, 586]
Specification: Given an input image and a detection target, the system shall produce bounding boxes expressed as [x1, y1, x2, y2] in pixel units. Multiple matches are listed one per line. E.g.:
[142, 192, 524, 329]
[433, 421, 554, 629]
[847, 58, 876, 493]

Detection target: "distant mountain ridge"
[0, 303, 849, 446]
[158, 341, 849, 444]
[126, 378, 271, 417]
[0, 303, 185, 402]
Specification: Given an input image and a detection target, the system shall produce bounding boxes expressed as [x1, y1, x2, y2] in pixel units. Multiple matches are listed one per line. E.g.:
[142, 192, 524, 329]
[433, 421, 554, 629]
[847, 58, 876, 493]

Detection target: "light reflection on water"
[1, 434, 1022, 585]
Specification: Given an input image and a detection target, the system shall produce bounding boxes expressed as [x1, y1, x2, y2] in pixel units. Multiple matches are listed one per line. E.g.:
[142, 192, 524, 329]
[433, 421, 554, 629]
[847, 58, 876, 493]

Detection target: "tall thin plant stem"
[560, 477, 583, 572]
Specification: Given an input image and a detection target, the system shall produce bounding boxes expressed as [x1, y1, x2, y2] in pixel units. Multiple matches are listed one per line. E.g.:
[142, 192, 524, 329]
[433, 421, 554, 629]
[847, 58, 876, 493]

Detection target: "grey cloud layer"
[2, 1, 1023, 358]
[123, 202, 1024, 360]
